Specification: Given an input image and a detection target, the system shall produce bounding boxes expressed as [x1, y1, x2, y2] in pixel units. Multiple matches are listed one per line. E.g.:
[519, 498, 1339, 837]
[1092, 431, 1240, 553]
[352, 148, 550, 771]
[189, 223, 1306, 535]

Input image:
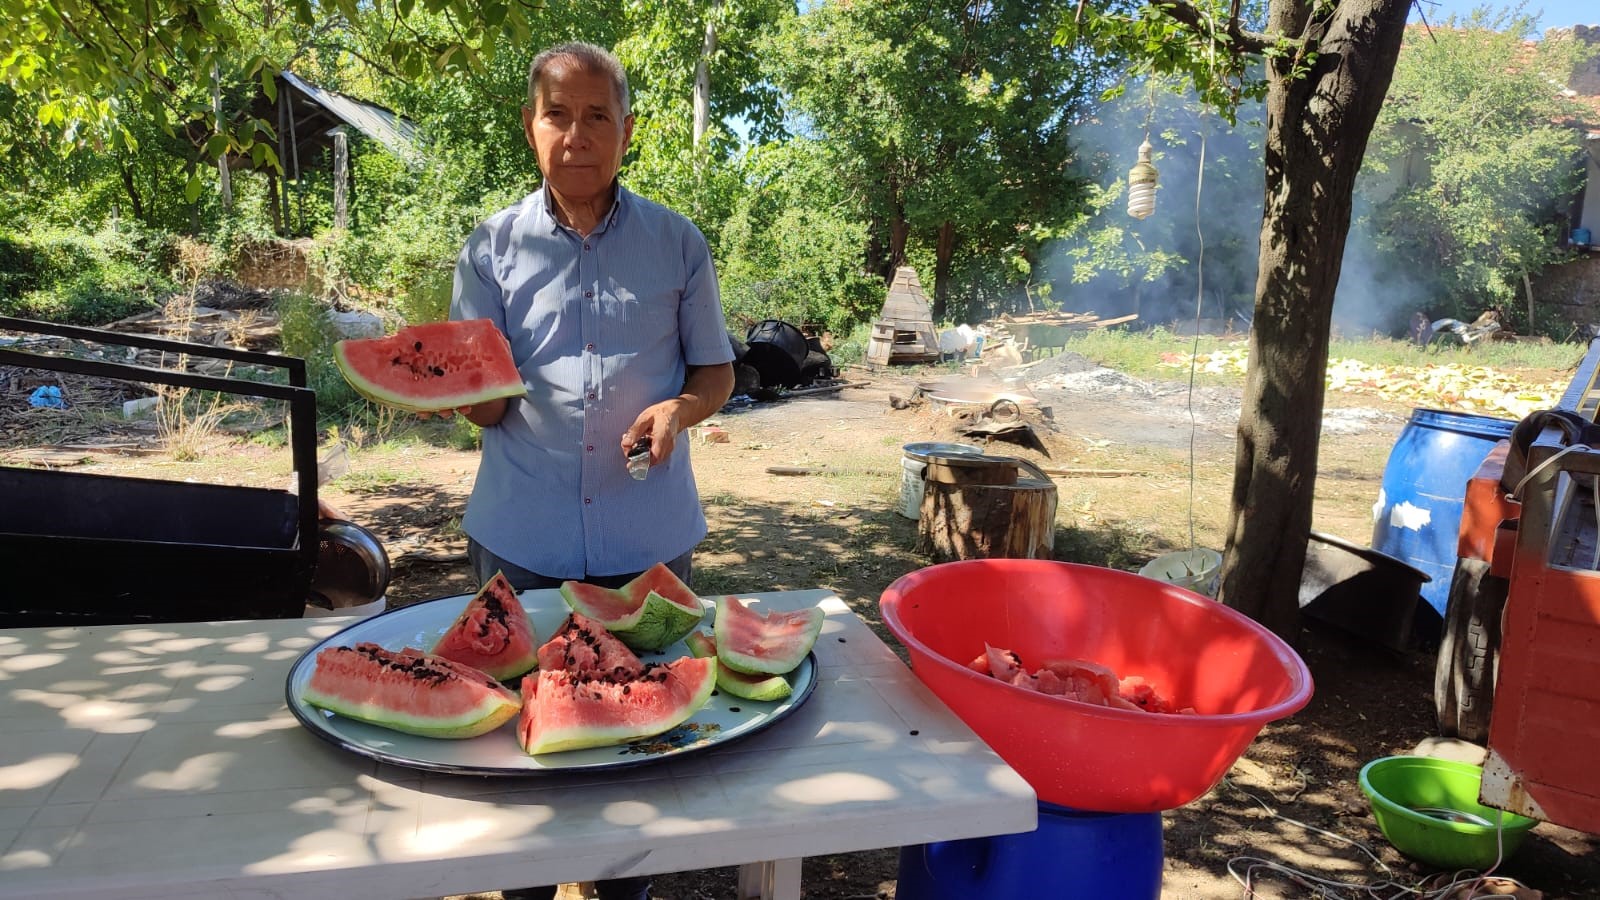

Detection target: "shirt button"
[586, 342, 595, 351]
[583, 243, 592, 251]
[586, 445, 594, 451]
[584, 290, 593, 298]
[587, 391, 596, 400]
[584, 498, 592, 505]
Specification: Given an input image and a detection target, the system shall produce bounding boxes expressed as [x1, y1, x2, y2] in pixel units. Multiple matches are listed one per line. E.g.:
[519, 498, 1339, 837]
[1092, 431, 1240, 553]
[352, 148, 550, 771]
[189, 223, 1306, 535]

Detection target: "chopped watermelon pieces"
[967, 644, 1195, 715]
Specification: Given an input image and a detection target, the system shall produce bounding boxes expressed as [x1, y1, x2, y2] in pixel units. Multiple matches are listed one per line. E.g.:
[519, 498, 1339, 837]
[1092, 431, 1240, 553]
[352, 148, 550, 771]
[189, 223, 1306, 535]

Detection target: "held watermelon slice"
[302, 642, 521, 738]
[334, 319, 526, 413]
[515, 656, 716, 755]
[558, 563, 705, 653]
[430, 571, 540, 682]
[714, 596, 824, 676]
[684, 630, 792, 702]
[537, 612, 643, 679]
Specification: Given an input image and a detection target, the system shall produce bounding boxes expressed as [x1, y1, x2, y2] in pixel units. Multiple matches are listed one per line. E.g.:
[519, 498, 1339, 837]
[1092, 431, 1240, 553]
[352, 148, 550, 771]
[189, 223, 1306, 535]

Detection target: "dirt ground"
[7, 340, 1599, 899]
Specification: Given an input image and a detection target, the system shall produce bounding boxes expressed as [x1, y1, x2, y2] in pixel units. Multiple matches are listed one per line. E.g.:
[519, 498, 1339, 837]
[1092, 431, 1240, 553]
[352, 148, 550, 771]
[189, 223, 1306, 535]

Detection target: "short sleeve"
[677, 224, 735, 367]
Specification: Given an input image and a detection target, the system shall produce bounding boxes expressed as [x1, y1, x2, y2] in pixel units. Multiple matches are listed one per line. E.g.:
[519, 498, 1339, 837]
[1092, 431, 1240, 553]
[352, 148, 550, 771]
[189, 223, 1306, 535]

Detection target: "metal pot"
[306, 520, 391, 610]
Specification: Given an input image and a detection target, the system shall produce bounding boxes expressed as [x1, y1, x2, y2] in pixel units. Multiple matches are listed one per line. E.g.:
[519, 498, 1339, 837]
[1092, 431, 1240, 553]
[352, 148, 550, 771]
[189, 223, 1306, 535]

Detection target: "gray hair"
[527, 42, 631, 116]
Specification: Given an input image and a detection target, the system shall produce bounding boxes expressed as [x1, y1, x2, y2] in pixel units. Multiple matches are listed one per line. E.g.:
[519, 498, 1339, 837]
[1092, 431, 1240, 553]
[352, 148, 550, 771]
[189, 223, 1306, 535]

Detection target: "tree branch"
[1152, 0, 1272, 55]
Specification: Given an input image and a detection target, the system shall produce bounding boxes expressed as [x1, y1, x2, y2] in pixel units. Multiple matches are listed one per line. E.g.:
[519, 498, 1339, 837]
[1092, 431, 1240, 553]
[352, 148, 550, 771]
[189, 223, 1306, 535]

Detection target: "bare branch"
[1152, 0, 1273, 56]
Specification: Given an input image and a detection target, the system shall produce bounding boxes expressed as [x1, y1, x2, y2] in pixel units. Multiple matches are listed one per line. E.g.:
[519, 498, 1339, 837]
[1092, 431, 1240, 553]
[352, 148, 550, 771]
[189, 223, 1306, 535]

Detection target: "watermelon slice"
[537, 612, 644, 679]
[333, 319, 526, 413]
[430, 571, 540, 681]
[515, 656, 716, 755]
[558, 563, 705, 653]
[302, 642, 521, 738]
[684, 630, 792, 702]
[713, 596, 824, 676]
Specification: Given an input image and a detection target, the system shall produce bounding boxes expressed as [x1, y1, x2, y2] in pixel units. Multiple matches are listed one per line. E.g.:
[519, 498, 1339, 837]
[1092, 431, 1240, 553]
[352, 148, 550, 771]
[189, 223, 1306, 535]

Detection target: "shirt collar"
[537, 181, 630, 237]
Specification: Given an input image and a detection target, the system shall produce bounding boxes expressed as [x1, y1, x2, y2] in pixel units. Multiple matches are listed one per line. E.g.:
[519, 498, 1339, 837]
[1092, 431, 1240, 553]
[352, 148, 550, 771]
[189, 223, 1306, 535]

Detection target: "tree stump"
[916, 454, 1057, 561]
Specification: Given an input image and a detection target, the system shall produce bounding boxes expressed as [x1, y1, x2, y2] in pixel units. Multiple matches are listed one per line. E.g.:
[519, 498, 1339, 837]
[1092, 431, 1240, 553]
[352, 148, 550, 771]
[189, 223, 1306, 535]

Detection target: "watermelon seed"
[414, 341, 423, 351]
[622, 684, 630, 694]
[838, 637, 847, 643]
[910, 729, 920, 736]
[729, 707, 741, 713]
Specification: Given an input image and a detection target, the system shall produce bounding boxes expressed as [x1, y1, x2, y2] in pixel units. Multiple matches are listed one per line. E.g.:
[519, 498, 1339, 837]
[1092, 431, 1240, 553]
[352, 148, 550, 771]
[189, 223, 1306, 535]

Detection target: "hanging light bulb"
[1127, 138, 1159, 220]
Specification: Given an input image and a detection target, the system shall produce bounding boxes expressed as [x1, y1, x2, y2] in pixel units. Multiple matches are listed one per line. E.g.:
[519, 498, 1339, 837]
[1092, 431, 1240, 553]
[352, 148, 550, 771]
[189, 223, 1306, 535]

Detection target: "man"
[446, 42, 735, 900]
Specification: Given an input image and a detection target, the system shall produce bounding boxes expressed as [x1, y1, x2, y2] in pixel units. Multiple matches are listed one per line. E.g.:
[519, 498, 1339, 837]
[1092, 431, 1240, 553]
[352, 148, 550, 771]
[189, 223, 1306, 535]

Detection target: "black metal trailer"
[0, 316, 319, 627]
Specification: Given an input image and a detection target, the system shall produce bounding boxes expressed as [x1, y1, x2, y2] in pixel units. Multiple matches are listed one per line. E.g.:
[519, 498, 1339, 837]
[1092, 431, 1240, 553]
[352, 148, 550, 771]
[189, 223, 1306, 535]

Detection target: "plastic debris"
[28, 386, 66, 409]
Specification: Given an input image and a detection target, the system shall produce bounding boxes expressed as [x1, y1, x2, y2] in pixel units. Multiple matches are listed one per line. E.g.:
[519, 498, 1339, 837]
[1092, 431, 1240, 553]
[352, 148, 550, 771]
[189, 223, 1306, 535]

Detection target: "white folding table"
[0, 590, 1036, 899]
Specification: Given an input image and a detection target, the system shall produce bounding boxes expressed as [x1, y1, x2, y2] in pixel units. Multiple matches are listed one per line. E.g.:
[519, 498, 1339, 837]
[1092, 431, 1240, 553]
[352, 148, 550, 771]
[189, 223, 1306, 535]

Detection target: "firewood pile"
[983, 312, 1138, 359]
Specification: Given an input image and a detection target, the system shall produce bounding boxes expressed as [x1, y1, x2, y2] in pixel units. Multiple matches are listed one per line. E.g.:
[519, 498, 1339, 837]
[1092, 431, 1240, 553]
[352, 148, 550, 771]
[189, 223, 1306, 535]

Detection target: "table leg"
[736, 857, 802, 900]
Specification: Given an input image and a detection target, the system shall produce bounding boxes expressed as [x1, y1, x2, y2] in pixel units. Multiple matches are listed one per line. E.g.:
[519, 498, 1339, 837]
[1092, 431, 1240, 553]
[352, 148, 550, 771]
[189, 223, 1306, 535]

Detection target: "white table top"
[0, 590, 1036, 899]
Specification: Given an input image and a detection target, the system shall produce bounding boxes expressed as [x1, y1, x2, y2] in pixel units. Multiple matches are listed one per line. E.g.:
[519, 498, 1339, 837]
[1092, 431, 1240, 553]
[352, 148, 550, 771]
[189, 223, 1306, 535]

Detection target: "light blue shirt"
[450, 184, 734, 579]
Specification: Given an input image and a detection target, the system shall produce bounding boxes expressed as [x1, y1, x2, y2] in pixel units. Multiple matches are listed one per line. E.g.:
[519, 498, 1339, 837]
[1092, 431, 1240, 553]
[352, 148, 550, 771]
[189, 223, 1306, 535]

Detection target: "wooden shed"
[867, 267, 941, 366]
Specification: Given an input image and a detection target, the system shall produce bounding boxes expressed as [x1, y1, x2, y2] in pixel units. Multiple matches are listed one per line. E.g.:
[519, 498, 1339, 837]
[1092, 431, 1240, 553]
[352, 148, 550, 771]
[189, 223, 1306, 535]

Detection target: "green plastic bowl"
[1359, 755, 1538, 870]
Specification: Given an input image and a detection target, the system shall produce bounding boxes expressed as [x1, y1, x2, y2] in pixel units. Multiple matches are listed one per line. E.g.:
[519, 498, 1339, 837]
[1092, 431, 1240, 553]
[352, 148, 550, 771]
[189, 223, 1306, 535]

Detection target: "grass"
[1061, 328, 1587, 383]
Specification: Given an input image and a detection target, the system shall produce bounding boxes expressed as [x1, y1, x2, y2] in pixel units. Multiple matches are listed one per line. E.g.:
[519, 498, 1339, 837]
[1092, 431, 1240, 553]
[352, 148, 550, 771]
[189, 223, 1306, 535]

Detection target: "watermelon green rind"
[714, 597, 825, 676]
[333, 319, 526, 413]
[559, 567, 705, 653]
[684, 630, 792, 702]
[430, 571, 540, 681]
[611, 590, 704, 652]
[302, 643, 521, 739]
[516, 656, 716, 755]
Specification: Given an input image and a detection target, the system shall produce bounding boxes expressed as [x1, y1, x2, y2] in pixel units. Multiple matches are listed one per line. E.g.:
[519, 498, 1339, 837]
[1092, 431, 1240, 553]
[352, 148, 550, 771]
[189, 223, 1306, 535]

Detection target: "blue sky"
[1408, 0, 1597, 33]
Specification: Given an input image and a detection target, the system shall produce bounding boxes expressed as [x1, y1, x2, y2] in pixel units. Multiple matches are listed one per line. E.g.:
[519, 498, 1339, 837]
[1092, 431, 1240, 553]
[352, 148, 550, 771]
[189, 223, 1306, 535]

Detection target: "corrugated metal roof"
[281, 71, 422, 166]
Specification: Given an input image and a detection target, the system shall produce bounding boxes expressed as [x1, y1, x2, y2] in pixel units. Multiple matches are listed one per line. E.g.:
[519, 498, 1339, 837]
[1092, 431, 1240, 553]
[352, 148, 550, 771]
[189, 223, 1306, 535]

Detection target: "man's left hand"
[620, 401, 682, 466]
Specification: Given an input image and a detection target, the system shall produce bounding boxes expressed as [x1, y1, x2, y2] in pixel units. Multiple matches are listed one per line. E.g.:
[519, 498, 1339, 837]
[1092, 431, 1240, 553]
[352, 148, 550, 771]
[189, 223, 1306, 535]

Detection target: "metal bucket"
[899, 441, 983, 519]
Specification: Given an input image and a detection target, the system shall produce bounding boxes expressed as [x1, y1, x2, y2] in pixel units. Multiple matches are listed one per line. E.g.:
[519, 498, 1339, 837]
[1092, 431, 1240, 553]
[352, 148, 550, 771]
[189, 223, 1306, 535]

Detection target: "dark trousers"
[468, 539, 695, 900]
[467, 540, 693, 593]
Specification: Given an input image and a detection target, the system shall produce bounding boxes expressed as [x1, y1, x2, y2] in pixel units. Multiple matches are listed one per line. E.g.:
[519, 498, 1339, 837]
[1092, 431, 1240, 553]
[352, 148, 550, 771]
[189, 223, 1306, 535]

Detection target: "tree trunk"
[933, 220, 956, 322]
[212, 63, 232, 209]
[267, 171, 282, 235]
[1219, 0, 1410, 642]
[692, 2, 720, 153]
[119, 163, 145, 222]
[887, 207, 909, 278]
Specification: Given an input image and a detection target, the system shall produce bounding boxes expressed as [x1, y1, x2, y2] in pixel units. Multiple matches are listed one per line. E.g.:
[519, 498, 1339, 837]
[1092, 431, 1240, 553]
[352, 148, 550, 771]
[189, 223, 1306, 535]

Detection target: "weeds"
[153, 243, 252, 461]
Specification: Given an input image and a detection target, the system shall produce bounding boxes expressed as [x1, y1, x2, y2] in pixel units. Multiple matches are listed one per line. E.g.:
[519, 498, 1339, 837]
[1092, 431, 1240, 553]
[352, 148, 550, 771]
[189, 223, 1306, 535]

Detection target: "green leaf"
[184, 171, 204, 203]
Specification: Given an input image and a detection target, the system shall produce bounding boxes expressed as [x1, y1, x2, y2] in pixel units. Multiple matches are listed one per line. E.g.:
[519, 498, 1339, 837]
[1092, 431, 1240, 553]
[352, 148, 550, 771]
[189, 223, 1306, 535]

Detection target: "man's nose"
[562, 121, 590, 149]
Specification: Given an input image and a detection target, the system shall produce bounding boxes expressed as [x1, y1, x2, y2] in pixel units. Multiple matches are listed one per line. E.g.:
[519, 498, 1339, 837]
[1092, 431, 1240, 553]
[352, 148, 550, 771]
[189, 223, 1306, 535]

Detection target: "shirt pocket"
[606, 282, 679, 334]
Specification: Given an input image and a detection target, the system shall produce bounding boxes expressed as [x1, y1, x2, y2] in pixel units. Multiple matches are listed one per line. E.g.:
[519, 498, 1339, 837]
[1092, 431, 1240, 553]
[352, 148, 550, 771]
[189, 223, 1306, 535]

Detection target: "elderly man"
[447, 41, 735, 900]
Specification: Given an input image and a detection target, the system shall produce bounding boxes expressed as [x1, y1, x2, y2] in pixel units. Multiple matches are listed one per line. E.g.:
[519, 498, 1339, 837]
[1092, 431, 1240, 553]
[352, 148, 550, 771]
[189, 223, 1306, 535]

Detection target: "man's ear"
[623, 113, 635, 151]
[522, 106, 537, 151]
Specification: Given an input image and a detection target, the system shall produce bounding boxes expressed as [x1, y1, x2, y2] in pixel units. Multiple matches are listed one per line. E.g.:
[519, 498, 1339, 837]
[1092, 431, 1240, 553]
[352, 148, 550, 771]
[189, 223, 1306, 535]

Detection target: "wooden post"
[917, 455, 1056, 561]
[332, 128, 349, 230]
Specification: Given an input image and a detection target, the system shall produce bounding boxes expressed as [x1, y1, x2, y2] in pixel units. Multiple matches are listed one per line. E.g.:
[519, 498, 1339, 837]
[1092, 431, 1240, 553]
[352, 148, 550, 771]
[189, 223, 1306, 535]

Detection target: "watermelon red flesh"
[684, 630, 791, 702]
[714, 596, 824, 676]
[334, 319, 526, 413]
[516, 656, 716, 755]
[559, 566, 705, 653]
[302, 643, 521, 738]
[430, 571, 540, 681]
[537, 612, 643, 678]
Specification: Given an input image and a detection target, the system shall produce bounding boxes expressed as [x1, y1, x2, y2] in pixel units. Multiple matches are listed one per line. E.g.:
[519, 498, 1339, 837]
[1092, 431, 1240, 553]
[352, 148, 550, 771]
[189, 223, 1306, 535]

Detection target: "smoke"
[1039, 79, 1421, 337]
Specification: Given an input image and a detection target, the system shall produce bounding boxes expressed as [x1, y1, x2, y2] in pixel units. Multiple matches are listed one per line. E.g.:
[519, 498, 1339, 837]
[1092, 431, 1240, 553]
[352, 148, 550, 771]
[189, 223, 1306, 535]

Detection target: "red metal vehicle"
[1435, 340, 1600, 833]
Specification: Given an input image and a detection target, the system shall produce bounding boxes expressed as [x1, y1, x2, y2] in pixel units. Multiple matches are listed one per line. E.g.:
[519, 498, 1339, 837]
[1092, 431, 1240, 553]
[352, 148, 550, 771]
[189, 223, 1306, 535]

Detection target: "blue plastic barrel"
[1371, 408, 1517, 620]
[1573, 226, 1592, 247]
[896, 803, 1163, 900]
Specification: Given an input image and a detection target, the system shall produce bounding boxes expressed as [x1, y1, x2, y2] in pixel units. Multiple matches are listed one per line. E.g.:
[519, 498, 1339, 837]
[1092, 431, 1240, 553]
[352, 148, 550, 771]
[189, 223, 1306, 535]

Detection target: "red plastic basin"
[880, 559, 1313, 812]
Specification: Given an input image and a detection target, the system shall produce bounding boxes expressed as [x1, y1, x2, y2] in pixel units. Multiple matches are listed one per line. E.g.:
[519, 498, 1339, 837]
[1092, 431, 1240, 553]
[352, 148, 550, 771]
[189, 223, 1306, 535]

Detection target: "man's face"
[522, 62, 633, 206]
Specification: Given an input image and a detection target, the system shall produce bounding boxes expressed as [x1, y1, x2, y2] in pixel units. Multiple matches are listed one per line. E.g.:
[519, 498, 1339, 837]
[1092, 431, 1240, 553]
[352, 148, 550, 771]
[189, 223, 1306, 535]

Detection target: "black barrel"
[744, 319, 808, 387]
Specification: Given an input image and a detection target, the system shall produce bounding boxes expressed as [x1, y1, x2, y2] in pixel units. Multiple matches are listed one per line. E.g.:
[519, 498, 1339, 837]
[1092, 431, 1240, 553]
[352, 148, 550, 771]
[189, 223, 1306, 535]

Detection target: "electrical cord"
[1223, 779, 1533, 899]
